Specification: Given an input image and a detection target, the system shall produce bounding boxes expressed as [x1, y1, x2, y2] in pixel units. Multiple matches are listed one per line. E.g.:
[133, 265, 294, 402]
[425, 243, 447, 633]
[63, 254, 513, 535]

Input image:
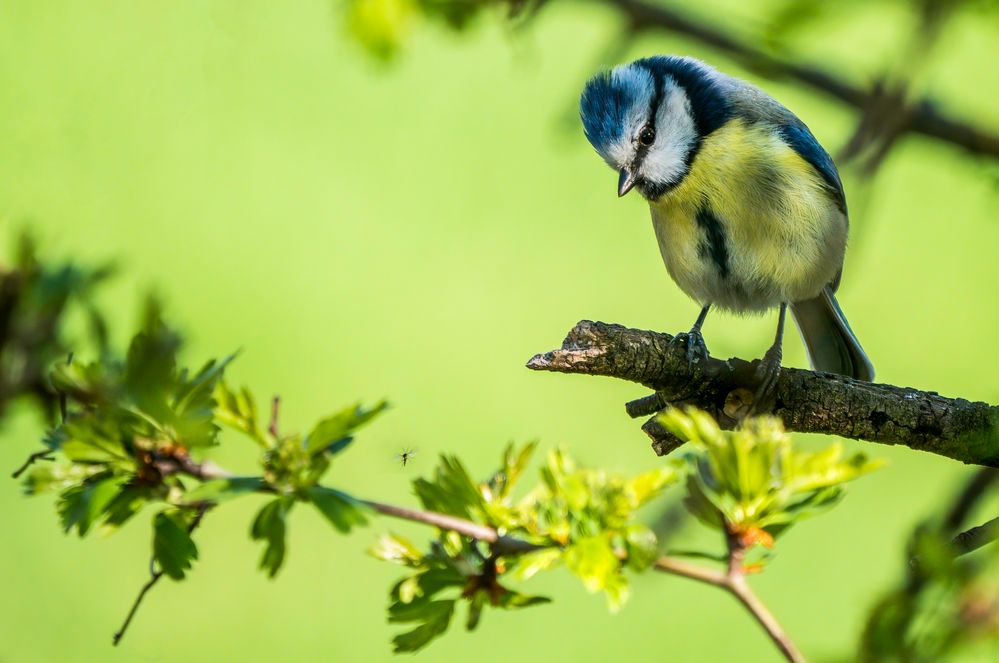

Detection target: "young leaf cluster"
[370, 442, 675, 651]
[660, 408, 883, 559]
[23, 304, 386, 584]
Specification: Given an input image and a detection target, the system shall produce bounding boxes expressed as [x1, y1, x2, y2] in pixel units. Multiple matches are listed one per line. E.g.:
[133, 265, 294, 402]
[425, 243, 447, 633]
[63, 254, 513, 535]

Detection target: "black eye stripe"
[631, 64, 666, 167]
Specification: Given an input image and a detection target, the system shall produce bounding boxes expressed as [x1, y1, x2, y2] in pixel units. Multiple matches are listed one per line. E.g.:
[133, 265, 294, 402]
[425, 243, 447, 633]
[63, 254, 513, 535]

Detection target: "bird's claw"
[670, 329, 710, 372]
[751, 346, 782, 414]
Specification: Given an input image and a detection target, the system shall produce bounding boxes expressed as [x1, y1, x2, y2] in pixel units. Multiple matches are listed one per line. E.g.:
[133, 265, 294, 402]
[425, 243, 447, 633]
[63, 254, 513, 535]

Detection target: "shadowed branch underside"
[527, 320, 999, 466]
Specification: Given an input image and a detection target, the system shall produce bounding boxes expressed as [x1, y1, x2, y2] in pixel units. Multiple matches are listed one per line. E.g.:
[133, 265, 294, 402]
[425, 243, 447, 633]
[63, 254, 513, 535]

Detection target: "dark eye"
[638, 126, 656, 146]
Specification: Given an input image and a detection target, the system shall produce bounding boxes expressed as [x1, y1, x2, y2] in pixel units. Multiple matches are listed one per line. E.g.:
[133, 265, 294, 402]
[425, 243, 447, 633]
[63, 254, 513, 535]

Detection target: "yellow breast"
[649, 118, 847, 312]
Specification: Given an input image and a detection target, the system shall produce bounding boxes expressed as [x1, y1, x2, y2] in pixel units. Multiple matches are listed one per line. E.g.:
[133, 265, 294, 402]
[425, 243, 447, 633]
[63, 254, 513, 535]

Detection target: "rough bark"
[527, 320, 999, 466]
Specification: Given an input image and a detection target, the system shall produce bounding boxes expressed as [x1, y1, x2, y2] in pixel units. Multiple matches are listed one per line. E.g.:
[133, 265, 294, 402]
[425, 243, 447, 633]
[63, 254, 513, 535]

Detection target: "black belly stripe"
[695, 207, 730, 280]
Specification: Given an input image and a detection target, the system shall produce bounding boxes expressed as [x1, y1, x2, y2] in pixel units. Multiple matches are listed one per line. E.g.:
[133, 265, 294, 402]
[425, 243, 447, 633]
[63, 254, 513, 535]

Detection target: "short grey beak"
[617, 169, 637, 197]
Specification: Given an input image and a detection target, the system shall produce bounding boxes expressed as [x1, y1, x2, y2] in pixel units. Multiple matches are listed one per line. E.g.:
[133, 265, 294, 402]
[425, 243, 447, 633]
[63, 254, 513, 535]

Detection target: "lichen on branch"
[527, 320, 999, 466]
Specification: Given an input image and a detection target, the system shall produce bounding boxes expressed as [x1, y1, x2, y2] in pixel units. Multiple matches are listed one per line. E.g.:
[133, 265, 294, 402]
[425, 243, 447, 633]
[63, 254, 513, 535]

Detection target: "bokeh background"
[1, 1, 998, 661]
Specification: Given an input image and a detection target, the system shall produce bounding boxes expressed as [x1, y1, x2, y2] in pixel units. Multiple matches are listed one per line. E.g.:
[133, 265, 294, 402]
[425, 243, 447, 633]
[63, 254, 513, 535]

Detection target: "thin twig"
[650, 555, 726, 587]
[11, 449, 55, 479]
[111, 571, 163, 646]
[943, 468, 999, 531]
[360, 499, 543, 555]
[268, 396, 281, 439]
[727, 574, 806, 663]
[112, 504, 210, 646]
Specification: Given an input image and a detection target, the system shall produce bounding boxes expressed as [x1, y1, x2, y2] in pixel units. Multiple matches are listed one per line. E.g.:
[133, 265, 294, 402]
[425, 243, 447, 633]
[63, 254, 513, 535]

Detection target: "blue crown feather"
[579, 70, 631, 152]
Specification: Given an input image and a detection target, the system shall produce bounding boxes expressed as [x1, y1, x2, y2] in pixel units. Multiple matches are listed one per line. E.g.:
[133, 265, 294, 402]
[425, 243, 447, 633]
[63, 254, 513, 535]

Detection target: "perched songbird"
[579, 55, 874, 398]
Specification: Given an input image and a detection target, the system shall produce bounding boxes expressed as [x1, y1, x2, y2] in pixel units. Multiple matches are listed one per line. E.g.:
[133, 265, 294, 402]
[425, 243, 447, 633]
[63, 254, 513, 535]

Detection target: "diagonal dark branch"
[11, 449, 55, 478]
[112, 504, 210, 646]
[952, 516, 999, 557]
[527, 320, 999, 466]
[597, 0, 999, 159]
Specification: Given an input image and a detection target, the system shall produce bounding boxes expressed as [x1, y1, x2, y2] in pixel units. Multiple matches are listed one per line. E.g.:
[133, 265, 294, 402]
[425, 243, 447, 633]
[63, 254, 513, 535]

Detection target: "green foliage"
[370, 443, 675, 650]
[523, 449, 676, 609]
[217, 381, 389, 495]
[11, 246, 882, 655]
[57, 474, 121, 536]
[861, 523, 999, 661]
[0, 234, 111, 418]
[153, 511, 199, 580]
[659, 408, 882, 556]
[252, 497, 293, 578]
[306, 486, 369, 533]
[213, 382, 268, 446]
[24, 300, 388, 585]
[371, 530, 551, 652]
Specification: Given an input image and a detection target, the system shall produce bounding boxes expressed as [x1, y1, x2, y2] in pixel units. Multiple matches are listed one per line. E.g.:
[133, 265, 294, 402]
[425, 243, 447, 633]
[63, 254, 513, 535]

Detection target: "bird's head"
[579, 56, 731, 201]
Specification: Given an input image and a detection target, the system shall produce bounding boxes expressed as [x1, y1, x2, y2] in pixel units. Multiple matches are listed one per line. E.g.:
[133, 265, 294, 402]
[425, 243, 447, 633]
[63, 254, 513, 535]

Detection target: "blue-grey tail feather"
[790, 287, 874, 381]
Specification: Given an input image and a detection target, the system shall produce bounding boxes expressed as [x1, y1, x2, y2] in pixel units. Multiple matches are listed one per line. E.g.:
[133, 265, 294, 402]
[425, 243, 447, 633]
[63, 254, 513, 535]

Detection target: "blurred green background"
[1, 1, 998, 661]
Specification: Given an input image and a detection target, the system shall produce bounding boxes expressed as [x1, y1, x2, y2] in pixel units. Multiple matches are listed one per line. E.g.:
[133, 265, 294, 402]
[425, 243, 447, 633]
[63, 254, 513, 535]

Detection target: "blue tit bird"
[579, 55, 874, 397]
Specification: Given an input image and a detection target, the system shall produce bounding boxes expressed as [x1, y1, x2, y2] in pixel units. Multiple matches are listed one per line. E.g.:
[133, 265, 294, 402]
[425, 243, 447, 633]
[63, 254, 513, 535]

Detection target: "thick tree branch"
[598, 0, 999, 159]
[527, 321, 999, 466]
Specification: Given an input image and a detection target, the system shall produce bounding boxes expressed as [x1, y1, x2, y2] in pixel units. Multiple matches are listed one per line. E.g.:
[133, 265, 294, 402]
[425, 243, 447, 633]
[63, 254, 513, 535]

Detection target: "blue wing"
[778, 121, 847, 214]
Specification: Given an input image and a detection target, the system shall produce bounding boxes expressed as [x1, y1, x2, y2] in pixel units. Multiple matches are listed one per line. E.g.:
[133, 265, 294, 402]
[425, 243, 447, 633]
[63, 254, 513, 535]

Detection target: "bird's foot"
[751, 346, 782, 414]
[669, 328, 710, 372]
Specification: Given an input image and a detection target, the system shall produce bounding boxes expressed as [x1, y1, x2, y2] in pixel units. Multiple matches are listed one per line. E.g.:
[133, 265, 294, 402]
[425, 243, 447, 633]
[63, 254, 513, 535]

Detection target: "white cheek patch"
[602, 65, 655, 169]
[639, 83, 698, 186]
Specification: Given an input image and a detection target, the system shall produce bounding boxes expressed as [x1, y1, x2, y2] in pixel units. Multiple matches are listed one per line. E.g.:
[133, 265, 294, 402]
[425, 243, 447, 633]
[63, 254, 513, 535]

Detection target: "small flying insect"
[396, 448, 417, 467]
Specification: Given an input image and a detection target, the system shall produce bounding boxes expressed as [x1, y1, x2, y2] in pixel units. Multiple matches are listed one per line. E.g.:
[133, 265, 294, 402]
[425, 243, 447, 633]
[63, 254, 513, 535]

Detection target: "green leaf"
[623, 525, 659, 571]
[390, 567, 465, 604]
[123, 312, 182, 421]
[23, 463, 103, 496]
[369, 533, 424, 566]
[507, 548, 562, 581]
[465, 592, 485, 631]
[305, 486, 368, 533]
[412, 455, 484, 518]
[153, 511, 198, 580]
[564, 536, 629, 610]
[57, 475, 120, 536]
[251, 497, 293, 578]
[60, 416, 132, 466]
[168, 354, 236, 449]
[214, 382, 268, 446]
[390, 600, 455, 653]
[183, 477, 266, 504]
[625, 467, 677, 507]
[101, 485, 151, 530]
[303, 401, 388, 456]
[173, 355, 235, 417]
[666, 408, 880, 545]
[495, 590, 552, 610]
[491, 441, 538, 499]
